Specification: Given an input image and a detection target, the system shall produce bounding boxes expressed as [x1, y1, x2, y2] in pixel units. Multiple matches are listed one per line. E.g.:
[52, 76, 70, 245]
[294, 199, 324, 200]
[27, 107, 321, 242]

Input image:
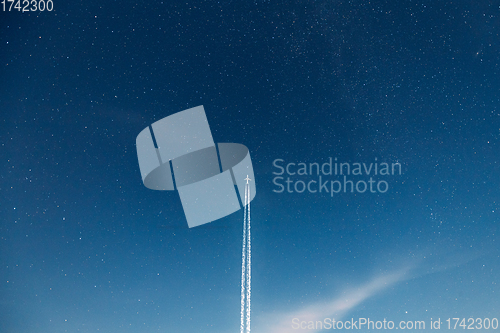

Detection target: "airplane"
[245, 175, 251, 184]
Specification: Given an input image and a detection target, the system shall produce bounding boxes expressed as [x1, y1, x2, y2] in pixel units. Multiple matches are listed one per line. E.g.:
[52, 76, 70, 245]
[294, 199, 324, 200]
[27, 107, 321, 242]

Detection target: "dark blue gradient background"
[1, 1, 499, 332]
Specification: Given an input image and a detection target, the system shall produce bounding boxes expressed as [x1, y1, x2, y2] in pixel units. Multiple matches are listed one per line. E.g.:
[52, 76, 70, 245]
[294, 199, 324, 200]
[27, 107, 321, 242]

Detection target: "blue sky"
[1, 0, 499, 332]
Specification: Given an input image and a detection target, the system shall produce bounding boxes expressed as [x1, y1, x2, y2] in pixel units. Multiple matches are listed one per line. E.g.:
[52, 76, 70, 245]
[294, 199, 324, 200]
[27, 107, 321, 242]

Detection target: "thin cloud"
[258, 266, 413, 333]
[256, 242, 486, 333]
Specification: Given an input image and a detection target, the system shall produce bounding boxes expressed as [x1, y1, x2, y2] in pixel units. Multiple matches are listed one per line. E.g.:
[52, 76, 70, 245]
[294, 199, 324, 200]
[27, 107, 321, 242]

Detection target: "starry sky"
[1, 1, 499, 332]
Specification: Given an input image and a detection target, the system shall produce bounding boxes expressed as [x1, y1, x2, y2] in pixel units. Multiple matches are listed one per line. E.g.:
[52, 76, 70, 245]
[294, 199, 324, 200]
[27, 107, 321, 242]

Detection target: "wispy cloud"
[255, 239, 487, 333]
[258, 266, 413, 333]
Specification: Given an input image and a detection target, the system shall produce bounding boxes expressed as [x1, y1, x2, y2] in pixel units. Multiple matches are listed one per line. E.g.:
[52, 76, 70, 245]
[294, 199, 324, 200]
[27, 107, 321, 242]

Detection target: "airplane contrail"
[241, 176, 252, 333]
[246, 181, 251, 333]
[240, 182, 248, 333]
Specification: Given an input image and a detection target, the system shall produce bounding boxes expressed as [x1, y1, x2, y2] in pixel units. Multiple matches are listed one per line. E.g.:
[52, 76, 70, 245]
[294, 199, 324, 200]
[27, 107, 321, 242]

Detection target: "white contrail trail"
[246, 183, 251, 333]
[240, 184, 248, 333]
[241, 179, 252, 333]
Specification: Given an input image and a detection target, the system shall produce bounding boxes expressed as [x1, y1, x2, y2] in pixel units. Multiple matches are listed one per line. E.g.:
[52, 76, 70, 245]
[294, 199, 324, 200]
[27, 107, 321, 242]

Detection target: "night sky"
[1, 1, 500, 332]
